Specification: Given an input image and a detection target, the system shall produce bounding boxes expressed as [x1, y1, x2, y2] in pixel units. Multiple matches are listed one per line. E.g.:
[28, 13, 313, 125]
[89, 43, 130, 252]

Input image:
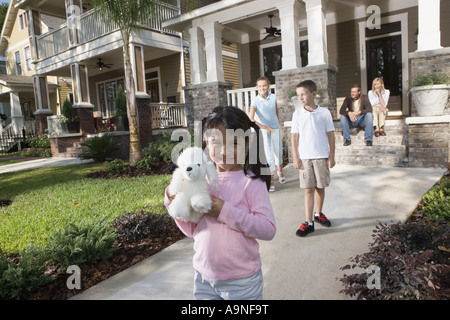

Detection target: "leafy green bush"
[339, 221, 449, 300]
[112, 208, 172, 243]
[25, 135, 50, 149]
[106, 159, 126, 174]
[422, 178, 450, 223]
[113, 85, 127, 117]
[60, 99, 79, 123]
[45, 217, 118, 270]
[0, 245, 52, 300]
[410, 73, 449, 87]
[135, 155, 152, 171]
[79, 134, 119, 162]
[141, 132, 192, 165]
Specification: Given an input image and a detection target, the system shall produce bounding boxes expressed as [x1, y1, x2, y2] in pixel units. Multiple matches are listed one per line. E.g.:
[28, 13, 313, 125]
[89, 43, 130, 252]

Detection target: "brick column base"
[136, 97, 154, 149]
[183, 81, 234, 129]
[74, 106, 95, 135]
[34, 111, 53, 136]
[406, 116, 450, 169]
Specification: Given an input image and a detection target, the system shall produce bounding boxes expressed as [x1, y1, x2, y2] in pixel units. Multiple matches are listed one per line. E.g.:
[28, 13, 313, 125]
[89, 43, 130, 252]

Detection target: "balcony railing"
[37, 2, 180, 60]
[227, 85, 276, 113]
[151, 103, 187, 129]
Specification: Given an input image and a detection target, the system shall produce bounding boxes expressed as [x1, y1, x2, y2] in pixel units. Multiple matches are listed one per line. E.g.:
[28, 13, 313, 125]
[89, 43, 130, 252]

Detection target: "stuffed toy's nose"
[186, 167, 192, 172]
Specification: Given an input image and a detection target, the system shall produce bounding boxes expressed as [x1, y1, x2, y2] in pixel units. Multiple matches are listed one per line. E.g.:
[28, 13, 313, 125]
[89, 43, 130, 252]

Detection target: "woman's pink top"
[164, 170, 276, 280]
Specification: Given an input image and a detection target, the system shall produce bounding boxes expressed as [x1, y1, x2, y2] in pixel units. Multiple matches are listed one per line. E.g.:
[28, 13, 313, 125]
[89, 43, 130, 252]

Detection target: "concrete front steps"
[334, 119, 409, 167]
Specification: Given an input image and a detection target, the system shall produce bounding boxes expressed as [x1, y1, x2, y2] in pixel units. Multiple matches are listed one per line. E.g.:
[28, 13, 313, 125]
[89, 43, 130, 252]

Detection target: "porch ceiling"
[163, 0, 400, 43]
[15, 0, 66, 18]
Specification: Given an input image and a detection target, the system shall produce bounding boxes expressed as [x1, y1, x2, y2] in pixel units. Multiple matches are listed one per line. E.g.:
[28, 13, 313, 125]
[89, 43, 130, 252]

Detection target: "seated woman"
[368, 77, 390, 137]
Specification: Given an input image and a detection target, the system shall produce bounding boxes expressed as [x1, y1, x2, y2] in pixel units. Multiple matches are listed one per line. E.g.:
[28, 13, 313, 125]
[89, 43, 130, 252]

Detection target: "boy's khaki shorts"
[299, 158, 330, 189]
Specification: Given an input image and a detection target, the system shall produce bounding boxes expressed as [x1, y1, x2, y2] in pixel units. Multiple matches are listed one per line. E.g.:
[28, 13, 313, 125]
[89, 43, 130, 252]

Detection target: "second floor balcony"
[35, 2, 181, 63]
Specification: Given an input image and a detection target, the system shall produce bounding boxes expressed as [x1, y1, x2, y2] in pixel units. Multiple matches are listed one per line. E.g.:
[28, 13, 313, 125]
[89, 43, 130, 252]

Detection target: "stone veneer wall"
[183, 81, 234, 129]
[409, 48, 450, 116]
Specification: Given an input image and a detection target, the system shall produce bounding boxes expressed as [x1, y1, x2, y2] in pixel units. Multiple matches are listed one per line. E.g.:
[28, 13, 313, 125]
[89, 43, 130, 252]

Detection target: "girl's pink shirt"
[164, 170, 276, 280]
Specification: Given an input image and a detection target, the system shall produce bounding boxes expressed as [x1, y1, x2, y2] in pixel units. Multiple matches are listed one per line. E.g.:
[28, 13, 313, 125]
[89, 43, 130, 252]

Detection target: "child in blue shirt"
[249, 77, 286, 192]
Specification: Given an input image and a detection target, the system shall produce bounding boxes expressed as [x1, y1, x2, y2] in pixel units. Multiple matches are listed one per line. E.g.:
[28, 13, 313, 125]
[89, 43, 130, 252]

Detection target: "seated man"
[339, 85, 374, 146]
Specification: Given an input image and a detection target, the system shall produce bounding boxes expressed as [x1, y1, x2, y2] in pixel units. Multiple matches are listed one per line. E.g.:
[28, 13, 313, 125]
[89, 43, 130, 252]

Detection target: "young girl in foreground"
[165, 106, 276, 300]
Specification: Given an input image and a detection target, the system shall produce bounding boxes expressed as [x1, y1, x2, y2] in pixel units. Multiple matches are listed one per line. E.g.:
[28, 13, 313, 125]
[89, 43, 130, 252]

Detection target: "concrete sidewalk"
[70, 163, 446, 300]
[0, 157, 93, 174]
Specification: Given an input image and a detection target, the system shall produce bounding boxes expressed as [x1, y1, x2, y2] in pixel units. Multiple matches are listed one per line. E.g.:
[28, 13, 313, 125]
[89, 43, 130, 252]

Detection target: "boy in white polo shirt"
[291, 80, 336, 237]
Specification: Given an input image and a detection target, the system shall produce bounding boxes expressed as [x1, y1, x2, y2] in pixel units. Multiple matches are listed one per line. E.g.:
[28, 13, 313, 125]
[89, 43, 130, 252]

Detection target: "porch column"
[32, 76, 53, 135]
[130, 43, 149, 98]
[417, 0, 442, 51]
[66, 0, 82, 47]
[277, 0, 302, 70]
[70, 63, 95, 134]
[187, 26, 206, 84]
[304, 0, 328, 66]
[9, 90, 25, 135]
[27, 9, 42, 61]
[201, 22, 225, 83]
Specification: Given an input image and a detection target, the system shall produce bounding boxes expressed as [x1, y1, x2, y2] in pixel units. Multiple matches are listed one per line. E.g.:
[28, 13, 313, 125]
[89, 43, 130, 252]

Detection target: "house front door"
[366, 34, 402, 112]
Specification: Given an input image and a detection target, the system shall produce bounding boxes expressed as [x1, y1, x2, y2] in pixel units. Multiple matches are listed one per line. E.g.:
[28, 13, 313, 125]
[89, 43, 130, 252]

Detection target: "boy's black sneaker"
[296, 222, 314, 237]
[314, 213, 331, 227]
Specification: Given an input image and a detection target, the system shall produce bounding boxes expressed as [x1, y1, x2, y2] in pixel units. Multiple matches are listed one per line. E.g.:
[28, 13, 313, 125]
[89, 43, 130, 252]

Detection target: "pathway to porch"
[68, 163, 446, 300]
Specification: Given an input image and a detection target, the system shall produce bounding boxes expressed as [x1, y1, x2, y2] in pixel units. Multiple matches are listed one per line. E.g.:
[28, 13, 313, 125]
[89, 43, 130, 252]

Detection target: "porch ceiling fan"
[263, 14, 281, 41]
[95, 58, 113, 71]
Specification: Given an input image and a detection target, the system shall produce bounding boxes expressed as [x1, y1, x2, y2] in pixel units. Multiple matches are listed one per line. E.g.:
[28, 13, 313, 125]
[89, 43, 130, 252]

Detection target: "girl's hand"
[206, 194, 224, 218]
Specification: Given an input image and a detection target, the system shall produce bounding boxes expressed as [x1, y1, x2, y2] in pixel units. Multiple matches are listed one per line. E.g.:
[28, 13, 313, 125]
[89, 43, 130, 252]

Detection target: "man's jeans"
[340, 113, 374, 141]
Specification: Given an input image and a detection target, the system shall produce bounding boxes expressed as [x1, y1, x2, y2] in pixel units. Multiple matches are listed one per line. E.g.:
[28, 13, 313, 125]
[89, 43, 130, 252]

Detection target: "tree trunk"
[122, 35, 142, 165]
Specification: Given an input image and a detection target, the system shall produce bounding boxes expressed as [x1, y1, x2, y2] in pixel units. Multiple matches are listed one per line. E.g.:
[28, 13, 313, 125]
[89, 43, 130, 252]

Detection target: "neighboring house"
[0, 0, 240, 155]
[162, 0, 450, 168]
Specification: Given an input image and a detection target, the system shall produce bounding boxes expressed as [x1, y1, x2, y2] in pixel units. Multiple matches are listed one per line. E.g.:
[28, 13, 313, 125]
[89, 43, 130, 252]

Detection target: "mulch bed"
[86, 162, 176, 179]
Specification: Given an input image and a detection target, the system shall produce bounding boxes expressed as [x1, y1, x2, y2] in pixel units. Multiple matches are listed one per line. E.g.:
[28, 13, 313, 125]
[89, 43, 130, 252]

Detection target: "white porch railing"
[37, 2, 180, 60]
[227, 85, 276, 113]
[151, 103, 187, 129]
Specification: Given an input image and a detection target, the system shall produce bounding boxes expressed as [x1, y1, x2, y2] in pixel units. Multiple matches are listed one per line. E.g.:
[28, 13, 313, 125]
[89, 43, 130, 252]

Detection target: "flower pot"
[411, 84, 449, 117]
[112, 116, 129, 131]
[66, 121, 80, 133]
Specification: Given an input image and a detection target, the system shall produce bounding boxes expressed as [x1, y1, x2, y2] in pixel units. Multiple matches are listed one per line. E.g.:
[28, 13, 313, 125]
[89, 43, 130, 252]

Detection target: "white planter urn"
[411, 84, 449, 117]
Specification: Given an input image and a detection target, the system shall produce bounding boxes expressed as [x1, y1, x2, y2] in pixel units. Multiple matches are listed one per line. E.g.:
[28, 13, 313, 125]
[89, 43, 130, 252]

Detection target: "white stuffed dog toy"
[168, 147, 218, 223]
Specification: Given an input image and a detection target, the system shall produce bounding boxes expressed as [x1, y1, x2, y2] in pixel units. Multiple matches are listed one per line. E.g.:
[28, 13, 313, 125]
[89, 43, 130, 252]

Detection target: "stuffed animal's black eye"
[197, 164, 200, 166]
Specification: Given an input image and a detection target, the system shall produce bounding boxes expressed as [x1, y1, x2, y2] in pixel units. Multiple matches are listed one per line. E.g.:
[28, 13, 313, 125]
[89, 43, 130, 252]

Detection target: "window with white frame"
[19, 12, 28, 31]
[96, 78, 124, 118]
[15, 51, 22, 75]
[25, 47, 32, 71]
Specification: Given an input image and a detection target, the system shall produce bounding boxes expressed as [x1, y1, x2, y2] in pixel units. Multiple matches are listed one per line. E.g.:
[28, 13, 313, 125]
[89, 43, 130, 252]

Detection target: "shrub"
[45, 217, 118, 270]
[0, 245, 52, 300]
[142, 132, 192, 164]
[410, 73, 449, 88]
[113, 85, 127, 117]
[422, 177, 450, 223]
[106, 159, 126, 174]
[60, 99, 79, 123]
[339, 221, 449, 300]
[135, 155, 152, 171]
[25, 135, 50, 149]
[112, 209, 173, 243]
[79, 134, 119, 162]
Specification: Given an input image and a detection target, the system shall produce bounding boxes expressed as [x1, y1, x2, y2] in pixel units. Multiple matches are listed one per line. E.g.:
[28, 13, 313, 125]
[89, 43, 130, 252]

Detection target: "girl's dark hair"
[202, 106, 271, 190]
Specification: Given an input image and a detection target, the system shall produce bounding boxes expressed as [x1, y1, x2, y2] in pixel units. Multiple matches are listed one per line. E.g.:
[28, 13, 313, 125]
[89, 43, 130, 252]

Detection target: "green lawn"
[0, 163, 171, 254]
